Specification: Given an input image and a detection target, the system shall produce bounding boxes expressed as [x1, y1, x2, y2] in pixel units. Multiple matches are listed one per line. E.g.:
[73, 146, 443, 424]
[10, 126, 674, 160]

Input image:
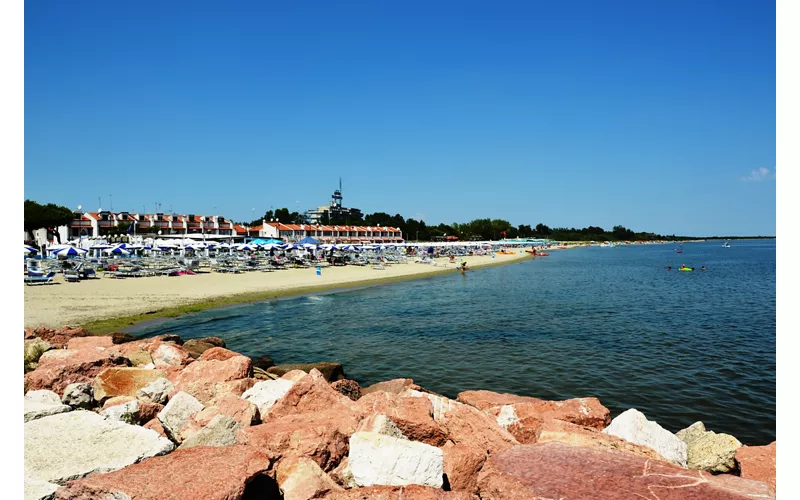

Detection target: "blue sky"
[24, 0, 775, 236]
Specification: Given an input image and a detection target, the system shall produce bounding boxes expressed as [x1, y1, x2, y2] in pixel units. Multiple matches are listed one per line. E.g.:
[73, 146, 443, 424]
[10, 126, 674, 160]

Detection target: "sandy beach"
[24, 252, 533, 330]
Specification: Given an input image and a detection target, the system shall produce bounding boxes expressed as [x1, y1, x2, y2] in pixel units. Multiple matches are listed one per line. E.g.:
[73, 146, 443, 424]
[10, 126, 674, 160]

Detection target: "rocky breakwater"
[23, 326, 777, 500]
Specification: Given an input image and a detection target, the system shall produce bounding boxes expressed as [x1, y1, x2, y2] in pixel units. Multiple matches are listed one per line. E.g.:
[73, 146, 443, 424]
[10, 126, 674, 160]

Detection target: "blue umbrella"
[283, 244, 300, 250]
[53, 247, 88, 257]
[24, 245, 37, 254]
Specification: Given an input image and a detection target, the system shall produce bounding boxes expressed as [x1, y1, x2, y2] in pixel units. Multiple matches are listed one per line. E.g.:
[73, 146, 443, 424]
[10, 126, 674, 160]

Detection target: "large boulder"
[179, 394, 260, 442]
[157, 391, 205, 442]
[476, 442, 775, 500]
[24, 348, 130, 395]
[241, 378, 295, 416]
[251, 355, 275, 370]
[276, 455, 343, 500]
[25, 326, 90, 348]
[24, 338, 51, 373]
[54, 445, 274, 500]
[61, 382, 94, 409]
[361, 378, 420, 396]
[321, 485, 473, 499]
[24, 476, 59, 500]
[183, 337, 226, 359]
[403, 389, 518, 454]
[267, 362, 346, 382]
[237, 411, 356, 471]
[349, 432, 444, 488]
[92, 367, 167, 402]
[441, 441, 486, 494]
[356, 414, 407, 440]
[150, 341, 192, 368]
[135, 377, 174, 405]
[676, 421, 742, 472]
[100, 399, 140, 424]
[537, 418, 672, 462]
[24, 390, 72, 422]
[603, 408, 688, 467]
[179, 414, 240, 449]
[355, 391, 448, 446]
[170, 352, 253, 403]
[106, 337, 189, 369]
[736, 441, 776, 494]
[458, 390, 611, 430]
[24, 410, 173, 485]
[267, 369, 357, 421]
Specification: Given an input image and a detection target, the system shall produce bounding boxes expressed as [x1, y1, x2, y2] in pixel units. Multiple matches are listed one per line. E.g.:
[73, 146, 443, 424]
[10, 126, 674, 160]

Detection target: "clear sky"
[24, 0, 775, 236]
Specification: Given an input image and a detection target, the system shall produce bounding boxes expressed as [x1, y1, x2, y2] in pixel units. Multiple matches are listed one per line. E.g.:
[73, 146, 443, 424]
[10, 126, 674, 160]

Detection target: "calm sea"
[127, 240, 776, 445]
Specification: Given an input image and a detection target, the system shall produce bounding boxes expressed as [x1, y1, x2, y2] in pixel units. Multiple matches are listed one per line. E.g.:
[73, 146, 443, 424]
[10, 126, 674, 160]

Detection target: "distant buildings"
[67, 211, 235, 239]
[306, 179, 363, 224]
[246, 222, 402, 243]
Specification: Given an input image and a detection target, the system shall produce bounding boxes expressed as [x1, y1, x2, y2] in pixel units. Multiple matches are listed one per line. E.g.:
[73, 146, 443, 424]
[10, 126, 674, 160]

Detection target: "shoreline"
[24, 252, 534, 333]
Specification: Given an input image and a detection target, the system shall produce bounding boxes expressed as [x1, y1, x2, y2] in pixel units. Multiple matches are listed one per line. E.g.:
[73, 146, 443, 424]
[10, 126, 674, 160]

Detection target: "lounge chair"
[24, 271, 57, 286]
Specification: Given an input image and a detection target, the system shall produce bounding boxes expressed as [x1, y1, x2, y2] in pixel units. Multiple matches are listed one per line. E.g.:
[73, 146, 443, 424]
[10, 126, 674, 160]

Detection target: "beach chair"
[24, 271, 57, 286]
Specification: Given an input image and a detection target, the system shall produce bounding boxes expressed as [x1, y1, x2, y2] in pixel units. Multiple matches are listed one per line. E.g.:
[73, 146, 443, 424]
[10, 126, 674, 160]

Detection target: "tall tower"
[331, 177, 343, 209]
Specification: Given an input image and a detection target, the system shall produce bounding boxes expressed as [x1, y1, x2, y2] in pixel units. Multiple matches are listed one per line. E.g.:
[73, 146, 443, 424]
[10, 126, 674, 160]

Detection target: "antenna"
[110, 194, 113, 212]
[98, 197, 102, 211]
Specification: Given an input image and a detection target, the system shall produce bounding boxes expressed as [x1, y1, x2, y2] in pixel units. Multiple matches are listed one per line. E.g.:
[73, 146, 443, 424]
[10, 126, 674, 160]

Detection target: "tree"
[25, 200, 74, 244]
[535, 223, 551, 236]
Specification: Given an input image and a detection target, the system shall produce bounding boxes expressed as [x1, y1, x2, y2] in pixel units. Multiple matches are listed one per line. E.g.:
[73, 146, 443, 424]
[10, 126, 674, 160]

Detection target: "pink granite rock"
[736, 441, 776, 493]
[476, 442, 775, 500]
[24, 348, 130, 394]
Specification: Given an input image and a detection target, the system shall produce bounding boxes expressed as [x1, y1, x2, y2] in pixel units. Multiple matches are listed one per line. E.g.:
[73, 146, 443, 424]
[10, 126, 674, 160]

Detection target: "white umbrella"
[105, 246, 130, 255]
[235, 244, 256, 251]
[301, 243, 317, 249]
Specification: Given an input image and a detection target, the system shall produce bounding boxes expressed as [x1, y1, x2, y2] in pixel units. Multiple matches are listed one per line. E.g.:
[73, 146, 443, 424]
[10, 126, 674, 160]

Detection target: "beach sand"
[24, 252, 533, 330]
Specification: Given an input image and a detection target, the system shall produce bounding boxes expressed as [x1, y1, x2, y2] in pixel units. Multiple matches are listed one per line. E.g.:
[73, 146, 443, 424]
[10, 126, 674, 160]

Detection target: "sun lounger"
[24, 271, 56, 286]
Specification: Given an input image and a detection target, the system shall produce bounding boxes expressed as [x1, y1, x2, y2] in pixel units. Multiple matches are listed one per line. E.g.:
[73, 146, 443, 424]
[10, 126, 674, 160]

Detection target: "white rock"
[24, 390, 72, 422]
[24, 476, 58, 500]
[157, 391, 204, 442]
[348, 431, 444, 488]
[101, 400, 140, 423]
[24, 410, 173, 484]
[136, 377, 174, 405]
[241, 378, 294, 416]
[402, 389, 458, 422]
[179, 414, 240, 449]
[356, 414, 407, 440]
[151, 343, 184, 367]
[496, 405, 519, 428]
[603, 408, 688, 467]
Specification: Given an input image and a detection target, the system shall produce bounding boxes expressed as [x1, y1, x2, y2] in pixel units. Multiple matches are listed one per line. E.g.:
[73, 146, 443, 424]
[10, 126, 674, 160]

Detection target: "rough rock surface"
[157, 391, 205, 442]
[150, 342, 192, 368]
[24, 338, 51, 373]
[441, 441, 486, 494]
[24, 476, 59, 500]
[736, 441, 776, 493]
[237, 411, 355, 471]
[25, 326, 91, 348]
[24, 410, 174, 485]
[102, 395, 136, 409]
[24, 390, 72, 422]
[403, 389, 518, 454]
[459, 390, 611, 430]
[61, 382, 94, 409]
[180, 394, 259, 441]
[603, 408, 688, 467]
[241, 378, 295, 416]
[251, 355, 275, 370]
[476, 442, 775, 500]
[282, 369, 310, 382]
[54, 445, 273, 500]
[183, 337, 226, 359]
[25, 348, 130, 395]
[267, 362, 346, 382]
[676, 421, 742, 473]
[268, 369, 358, 422]
[135, 377, 174, 405]
[361, 378, 420, 396]
[322, 485, 472, 499]
[179, 414, 240, 449]
[67, 336, 114, 350]
[538, 418, 671, 462]
[348, 431, 444, 488]
[110, 332, 136, 344]
[356, 392, 447, 446]
[331, 379, 362, 401]
[92, 367, 167, 402]
[276, 455, 343, 500]
[170, 353, 253, 403]
[143, 418, 168, 439]
[330, 457, 357, 489]
[356, 414, 407, 440]
[100, 400, 140, 423]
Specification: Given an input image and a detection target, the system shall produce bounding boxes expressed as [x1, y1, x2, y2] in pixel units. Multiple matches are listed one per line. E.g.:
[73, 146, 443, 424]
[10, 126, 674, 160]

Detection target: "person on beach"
[701, 266, 706, 271]
[667, 265, 671, 270]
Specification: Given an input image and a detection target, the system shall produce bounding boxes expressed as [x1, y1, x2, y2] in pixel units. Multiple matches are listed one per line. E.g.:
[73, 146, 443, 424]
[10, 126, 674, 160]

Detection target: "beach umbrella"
[235, 244, 256, 251]
[360, 245, 376, 250]
[24, 245, 38, 254]
[340, 244, 358, 251]
[283, 244, 300, 250]
[301, 243, 317, 249]
[105, 245, 130, 255]
[53, 246, 88, 257]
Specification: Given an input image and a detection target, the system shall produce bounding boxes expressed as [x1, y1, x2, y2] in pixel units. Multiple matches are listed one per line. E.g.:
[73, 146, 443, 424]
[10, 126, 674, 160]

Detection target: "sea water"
[127, 240, 776, 444]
